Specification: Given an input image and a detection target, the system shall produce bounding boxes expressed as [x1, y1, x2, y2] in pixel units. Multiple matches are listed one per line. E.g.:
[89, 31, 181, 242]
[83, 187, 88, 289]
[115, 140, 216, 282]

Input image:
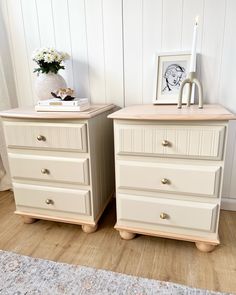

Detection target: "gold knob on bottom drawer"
[161, 178, 169, 184]
[41, 168, 50, 175]
[37, 135, 46, 141]
[160, 212, 168, 219]
[162, 140, 170, 147]
[45, 199, 54, 205]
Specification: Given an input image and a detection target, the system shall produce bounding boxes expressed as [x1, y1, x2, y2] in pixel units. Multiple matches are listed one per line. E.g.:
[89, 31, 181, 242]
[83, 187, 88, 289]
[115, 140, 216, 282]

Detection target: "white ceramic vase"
[35, 72, 67, 100]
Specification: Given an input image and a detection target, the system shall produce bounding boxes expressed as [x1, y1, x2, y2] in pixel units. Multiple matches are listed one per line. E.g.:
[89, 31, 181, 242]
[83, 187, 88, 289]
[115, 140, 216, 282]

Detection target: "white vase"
[34, 72, 67, 100]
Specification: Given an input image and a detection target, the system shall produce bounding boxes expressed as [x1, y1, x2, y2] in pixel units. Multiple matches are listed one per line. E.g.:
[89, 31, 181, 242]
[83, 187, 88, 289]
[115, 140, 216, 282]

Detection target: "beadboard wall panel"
[103, 0, 124, 106]
[2, 0, 233, 108]
[142, 0, 162, 104]
[162, 0, 183, 51]
[1, 0, 236, 203]
[4, 0, 33, 107]
[123, 0, 143, 106]
[67, 0, 90, 99]
[51, 0, 74, 89]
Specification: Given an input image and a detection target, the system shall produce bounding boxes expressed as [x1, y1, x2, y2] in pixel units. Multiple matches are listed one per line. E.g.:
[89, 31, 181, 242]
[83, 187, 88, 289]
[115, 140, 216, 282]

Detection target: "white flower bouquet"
[32, 47, 69, 74]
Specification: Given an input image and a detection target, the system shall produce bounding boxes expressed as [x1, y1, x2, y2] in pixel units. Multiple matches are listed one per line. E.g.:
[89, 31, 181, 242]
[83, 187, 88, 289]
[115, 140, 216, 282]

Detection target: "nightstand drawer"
[3, 121, 87, 152]
[117, 160, 221, 197]
[9, 153, 89, 185]
[117, 194, 218, 232]
[115, 124, 225, 159]
[13, 183, 91, 216]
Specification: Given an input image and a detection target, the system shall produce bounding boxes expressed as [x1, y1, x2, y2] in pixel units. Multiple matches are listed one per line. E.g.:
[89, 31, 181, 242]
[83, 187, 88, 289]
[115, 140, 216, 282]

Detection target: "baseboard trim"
[221, 198, 236, 211]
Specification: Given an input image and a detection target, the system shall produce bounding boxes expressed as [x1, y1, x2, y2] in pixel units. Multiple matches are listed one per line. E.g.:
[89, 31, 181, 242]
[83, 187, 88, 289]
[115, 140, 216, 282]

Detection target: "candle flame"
[195, 15, 199, 25]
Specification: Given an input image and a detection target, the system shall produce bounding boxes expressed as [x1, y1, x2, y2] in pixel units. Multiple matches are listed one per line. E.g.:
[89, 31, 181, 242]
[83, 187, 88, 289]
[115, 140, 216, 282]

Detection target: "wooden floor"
[0, 191, 236, 293]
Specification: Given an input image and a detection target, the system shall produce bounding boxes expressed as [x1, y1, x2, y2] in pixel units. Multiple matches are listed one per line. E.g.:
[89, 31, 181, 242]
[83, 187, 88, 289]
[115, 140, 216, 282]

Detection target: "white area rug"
[0, 250, 231, 295]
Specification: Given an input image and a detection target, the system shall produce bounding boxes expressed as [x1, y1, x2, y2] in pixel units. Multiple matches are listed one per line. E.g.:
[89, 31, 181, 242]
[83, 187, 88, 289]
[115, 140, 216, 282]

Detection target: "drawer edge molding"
[3, 121, 88, 152]
[117, 160, 221, 197]
[8, 153, 90, 185]
[13, 183, 91, 216]
[117, 194, 218, 232]
[115, 123, 225, 160]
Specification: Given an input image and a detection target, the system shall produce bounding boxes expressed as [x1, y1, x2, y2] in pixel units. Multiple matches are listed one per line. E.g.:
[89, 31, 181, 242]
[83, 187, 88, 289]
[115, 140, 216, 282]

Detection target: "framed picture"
[153, 52, 196, 105]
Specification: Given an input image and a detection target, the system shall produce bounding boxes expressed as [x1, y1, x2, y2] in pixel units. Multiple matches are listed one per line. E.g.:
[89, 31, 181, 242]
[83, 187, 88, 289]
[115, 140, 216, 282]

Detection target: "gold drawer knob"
[160, 212, 168, 219]
[41, 168, 50, 175]
[161, 178, 169, 184]
[45, 199, 54, 205]
[37, 135, 46, 141]
[162, 140, 170, 147]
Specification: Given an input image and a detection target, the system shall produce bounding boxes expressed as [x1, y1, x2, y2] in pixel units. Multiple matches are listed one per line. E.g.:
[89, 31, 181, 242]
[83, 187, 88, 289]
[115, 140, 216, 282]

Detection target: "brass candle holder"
[178, 71, 203, 109]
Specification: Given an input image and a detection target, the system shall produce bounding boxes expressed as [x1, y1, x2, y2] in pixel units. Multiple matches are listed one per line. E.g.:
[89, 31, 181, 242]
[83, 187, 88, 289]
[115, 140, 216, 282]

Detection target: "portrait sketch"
[153, 52, 195, 105]
[161, 61, 187, 94]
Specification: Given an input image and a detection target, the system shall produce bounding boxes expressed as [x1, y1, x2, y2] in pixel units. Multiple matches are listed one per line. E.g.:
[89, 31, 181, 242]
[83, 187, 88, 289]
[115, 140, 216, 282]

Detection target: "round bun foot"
[82, 224, 98, 233]
[119, 230, 136, 240]
[195, 242, 216, 252]
[22, 216, 37, 224]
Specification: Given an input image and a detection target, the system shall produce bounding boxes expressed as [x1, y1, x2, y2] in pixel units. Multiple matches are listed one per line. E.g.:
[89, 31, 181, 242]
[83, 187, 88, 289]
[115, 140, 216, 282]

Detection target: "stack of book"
[35, 98, 90, 112]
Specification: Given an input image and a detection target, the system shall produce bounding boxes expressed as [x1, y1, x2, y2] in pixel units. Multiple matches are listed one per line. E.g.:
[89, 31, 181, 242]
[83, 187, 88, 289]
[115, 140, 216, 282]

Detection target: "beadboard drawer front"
[3, 121, 87, 151]
[13, 183, 91, 216]
[117, 194, 218, 232]
[117, 161, 221, 197]
[9, 153, 89, 185]
[115, 124, 225, 159]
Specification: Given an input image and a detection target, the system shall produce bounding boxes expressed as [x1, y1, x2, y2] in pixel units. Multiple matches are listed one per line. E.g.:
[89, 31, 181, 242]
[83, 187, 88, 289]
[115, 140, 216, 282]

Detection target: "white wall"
[1, 0, 236, 205]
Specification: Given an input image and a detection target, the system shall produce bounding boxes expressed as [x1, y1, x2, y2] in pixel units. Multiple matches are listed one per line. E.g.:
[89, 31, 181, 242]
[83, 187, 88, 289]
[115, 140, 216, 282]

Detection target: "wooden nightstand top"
[0, 104, 115, 119]
[108, 104, 236, 121]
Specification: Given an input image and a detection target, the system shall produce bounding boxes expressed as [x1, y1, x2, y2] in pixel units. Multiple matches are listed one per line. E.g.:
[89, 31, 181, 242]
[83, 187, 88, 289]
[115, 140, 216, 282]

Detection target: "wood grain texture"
[108, 104, 236, 121]
[0, 104, 115, 119]
[0, 191, 236, 293]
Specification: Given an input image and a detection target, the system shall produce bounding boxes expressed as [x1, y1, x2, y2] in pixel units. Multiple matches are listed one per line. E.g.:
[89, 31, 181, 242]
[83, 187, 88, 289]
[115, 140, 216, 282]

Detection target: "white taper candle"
[189, 16, 199, 72]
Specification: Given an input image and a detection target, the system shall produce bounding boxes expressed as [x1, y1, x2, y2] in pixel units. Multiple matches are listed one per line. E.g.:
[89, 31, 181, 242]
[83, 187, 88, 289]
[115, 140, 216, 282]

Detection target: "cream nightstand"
[109, 104, 235, 252]
[1, 104, 115, 233]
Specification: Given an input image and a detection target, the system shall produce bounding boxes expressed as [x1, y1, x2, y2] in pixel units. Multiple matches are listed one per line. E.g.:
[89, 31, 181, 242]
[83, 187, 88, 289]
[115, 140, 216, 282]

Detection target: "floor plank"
[0, 191, 236, 293]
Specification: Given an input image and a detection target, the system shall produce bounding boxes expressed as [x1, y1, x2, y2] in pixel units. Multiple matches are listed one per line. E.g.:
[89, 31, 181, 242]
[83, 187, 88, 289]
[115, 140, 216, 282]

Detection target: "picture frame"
[153, 52, 196, 105]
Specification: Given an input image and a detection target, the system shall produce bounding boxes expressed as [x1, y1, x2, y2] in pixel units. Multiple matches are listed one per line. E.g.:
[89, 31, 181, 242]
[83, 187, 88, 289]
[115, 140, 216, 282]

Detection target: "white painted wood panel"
[142, 0, 162, 103]
[85, 0, 106, 103]
[116, 124, 225, 160]
[181, 0, 204, 51]
[219, 0, 236, 113]
[51, 0, 74, 88]
[0, 0, 18, 107]
[21, 0, 41, 104]
[161, 0, 183, 51]
[118, 194, 218, 232]
[5, 0, 33, 106]
[14, 182, 91, 216]
[117, 160, 221, 197]
[200, 0, 226, 104]
[36, 0, 56, 46]
[103, 0, 124, 107]
[67, 0, 90, 98]
[2, 0, 236, 202]
[9, 153, 89, 185]
[3, 121, 87, 152]
[123, 0, 143, 105]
